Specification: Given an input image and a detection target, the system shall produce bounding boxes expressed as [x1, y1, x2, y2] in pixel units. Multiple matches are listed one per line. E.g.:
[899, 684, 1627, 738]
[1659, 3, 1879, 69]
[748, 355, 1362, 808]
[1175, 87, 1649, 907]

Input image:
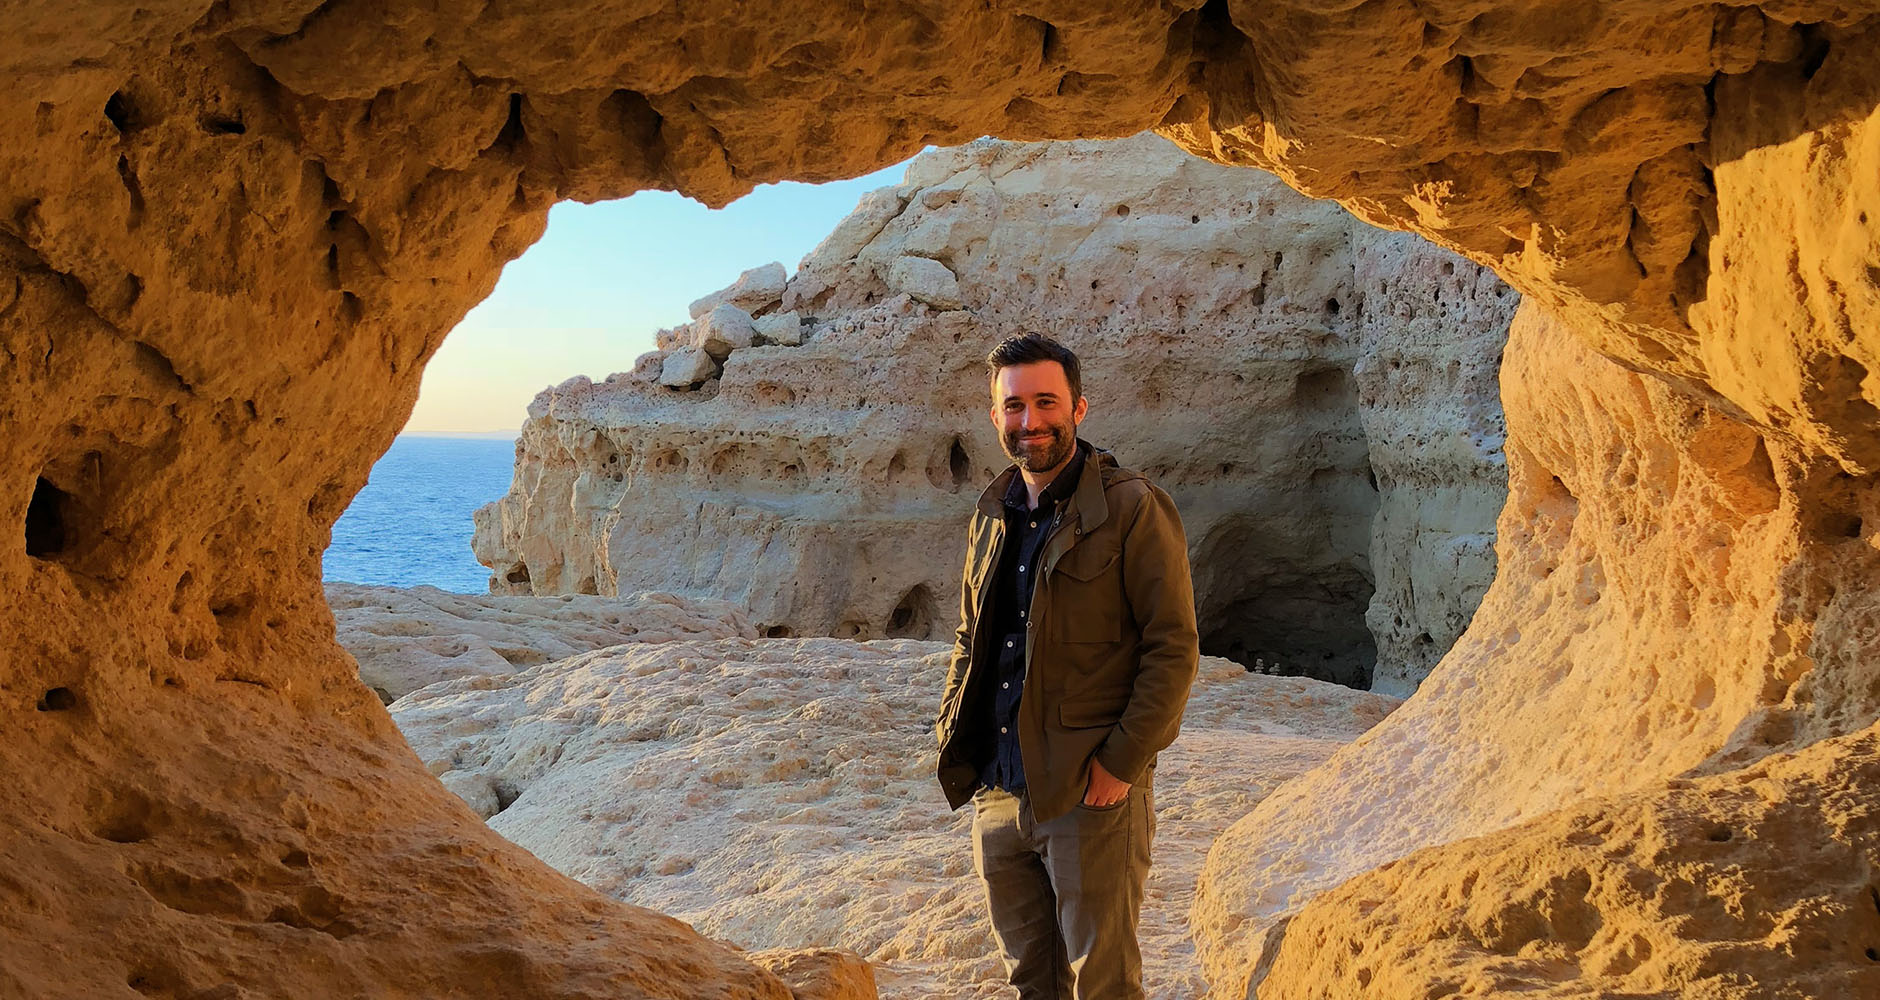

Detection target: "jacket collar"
[976, 438, 1112, 533]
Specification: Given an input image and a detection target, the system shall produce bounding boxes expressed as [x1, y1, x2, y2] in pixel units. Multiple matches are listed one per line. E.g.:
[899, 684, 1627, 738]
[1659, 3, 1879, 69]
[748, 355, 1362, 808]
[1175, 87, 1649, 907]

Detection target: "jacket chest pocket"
[1046, 537, 1123, 643]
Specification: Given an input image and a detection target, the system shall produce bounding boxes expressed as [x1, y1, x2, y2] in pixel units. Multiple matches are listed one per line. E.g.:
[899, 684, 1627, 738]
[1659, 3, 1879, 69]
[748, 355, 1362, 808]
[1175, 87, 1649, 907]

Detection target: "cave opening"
[1187, 498, 1381, 690]
[25, 476, 69, 558]
[887, 584, 938, 639]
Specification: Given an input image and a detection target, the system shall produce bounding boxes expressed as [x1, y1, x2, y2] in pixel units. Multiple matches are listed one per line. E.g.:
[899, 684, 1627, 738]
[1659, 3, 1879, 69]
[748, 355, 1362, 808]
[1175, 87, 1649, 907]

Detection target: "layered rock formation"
[472, 134, 1515, 690]
[4, 4, 1877, 999]
[386, 625, 1398, 999]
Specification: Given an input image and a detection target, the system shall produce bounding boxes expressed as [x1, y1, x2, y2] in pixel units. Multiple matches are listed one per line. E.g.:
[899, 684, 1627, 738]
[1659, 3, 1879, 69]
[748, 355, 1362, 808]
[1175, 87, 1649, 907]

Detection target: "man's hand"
[1082, 756, 1131, 807]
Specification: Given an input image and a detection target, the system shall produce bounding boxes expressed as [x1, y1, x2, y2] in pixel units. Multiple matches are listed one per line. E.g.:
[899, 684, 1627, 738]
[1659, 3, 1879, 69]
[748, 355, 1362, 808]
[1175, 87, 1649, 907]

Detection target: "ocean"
[324, 435, 519, 592]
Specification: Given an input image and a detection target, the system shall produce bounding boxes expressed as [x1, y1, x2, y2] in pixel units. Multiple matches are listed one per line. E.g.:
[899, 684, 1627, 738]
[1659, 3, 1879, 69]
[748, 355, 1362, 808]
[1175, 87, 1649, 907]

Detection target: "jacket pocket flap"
[1052, 546, 1118, 582]
[1059, 698, 1128, 728]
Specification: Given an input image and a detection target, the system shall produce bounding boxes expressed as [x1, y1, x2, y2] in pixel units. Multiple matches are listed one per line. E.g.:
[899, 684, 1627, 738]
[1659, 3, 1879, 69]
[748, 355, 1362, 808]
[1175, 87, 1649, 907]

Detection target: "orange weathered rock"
[3, 3, 1876, 998]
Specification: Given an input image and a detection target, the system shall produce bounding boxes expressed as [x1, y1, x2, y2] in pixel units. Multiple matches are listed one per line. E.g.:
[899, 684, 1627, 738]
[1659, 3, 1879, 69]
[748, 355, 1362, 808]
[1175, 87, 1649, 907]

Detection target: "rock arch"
[2, 4, 1877, 998]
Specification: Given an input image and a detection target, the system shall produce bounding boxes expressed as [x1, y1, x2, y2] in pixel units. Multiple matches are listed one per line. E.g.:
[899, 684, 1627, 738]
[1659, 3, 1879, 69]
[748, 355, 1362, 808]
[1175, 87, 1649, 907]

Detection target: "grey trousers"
[970, 779, 1155, 1000]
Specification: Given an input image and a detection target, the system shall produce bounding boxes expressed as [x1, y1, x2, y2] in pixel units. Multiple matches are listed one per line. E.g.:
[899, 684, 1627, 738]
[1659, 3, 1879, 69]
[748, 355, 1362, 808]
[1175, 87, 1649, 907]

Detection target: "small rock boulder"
[752, 310, 804, 346]
[886, 255, 964, 310]
[750, 948, 876, 1000]
[689, 261, 788, 318]
[660, 346, 717, 387]
[694, 304, 756, 360]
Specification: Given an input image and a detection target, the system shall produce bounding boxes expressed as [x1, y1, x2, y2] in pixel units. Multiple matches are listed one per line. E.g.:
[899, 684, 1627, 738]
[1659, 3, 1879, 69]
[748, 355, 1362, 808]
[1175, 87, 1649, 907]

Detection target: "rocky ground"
[368, 591, 1399, 998]
[329, 582, 755, 701]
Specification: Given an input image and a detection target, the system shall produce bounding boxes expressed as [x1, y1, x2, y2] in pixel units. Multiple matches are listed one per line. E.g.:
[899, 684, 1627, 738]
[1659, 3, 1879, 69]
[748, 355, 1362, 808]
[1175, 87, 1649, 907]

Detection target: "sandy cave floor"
[382, 631, 1398, 998]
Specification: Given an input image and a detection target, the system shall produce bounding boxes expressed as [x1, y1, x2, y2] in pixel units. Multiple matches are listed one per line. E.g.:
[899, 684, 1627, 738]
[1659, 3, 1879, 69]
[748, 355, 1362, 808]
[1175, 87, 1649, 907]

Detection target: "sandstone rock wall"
[1194, 300, 1880, 997]
[4, 4, 1877, 999]
[472, 134, 1515, 690]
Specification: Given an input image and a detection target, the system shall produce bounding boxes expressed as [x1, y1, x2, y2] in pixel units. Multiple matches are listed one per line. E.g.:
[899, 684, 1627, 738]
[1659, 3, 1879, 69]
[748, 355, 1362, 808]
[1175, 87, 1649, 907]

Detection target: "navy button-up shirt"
[978, 442, 1088, 793]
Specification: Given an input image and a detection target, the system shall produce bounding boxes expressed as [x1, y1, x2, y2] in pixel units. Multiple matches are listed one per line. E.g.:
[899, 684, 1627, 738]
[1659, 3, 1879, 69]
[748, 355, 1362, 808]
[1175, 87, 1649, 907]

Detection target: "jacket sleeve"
[935, 518, 980, 745]
[1094, 483, 1200, 784]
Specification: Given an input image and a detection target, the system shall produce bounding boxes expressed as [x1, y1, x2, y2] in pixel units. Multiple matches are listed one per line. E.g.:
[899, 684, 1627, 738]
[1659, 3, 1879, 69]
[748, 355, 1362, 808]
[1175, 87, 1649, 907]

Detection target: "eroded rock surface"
[472, 134, 1514, 689]
[327, 582, 754, 701]
[3, 2, 1877, 997]
[1193, 302, 1880, 997]
[391, 634, 1398, 999]
[1260, 724, 1880, 998]
[1352, 230, 1517, 695]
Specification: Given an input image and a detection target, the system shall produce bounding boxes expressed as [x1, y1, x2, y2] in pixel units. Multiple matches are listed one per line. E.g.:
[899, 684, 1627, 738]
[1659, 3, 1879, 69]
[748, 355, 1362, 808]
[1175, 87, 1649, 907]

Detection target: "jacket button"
[1002, 682, 1009, 689]
[1006, 639, 1013, 648]
[1000, 727, 1008, 734]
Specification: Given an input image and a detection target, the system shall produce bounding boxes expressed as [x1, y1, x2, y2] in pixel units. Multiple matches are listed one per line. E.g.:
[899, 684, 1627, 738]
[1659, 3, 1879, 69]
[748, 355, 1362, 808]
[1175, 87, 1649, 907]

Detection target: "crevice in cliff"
[115, 155, 145, 230]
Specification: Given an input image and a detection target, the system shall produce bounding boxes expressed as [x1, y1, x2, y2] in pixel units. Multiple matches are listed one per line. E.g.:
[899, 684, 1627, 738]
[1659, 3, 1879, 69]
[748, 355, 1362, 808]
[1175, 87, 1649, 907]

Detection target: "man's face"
[990, 361, 1088, 473]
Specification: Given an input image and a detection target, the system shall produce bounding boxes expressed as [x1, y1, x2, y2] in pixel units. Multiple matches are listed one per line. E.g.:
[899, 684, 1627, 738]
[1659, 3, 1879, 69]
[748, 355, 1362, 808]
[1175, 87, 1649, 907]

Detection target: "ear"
[989, 402, 1002, 430]
[1073, 395, 1089, 424]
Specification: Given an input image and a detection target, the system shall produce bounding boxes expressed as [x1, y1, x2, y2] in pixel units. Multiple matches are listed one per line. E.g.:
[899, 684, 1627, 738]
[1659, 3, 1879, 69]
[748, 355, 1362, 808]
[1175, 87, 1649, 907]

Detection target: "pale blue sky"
[408, 158, 915, 434]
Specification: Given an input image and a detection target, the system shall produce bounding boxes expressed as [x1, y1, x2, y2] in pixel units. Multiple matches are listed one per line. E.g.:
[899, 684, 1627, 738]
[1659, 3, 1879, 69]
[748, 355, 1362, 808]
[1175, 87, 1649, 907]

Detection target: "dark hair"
[985, 334, 1082, 402]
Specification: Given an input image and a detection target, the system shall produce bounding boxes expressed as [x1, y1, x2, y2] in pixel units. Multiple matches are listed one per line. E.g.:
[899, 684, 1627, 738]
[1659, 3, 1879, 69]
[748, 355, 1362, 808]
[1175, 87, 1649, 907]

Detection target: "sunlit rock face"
[471, 134, 1514, 689]
[2, 2, 1877, 998]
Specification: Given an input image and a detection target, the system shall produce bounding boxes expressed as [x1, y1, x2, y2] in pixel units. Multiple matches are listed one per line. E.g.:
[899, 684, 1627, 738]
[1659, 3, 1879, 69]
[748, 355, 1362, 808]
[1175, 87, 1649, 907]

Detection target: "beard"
[1002, 421, 1077, 473]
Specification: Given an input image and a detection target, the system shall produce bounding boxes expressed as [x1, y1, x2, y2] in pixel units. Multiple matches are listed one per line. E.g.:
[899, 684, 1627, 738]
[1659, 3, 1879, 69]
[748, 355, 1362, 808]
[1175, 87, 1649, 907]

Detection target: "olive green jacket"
[935, 443, 1200, 824]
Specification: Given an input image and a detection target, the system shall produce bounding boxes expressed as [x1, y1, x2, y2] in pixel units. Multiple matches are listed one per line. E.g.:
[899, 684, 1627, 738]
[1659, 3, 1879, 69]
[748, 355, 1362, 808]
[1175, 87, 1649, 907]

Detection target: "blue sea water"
[324, 435, 519, 592]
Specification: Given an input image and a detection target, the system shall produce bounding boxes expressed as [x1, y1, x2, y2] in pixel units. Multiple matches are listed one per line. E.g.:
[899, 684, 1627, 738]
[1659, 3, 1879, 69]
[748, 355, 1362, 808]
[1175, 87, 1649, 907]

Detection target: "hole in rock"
[36, 687, 76, 712]
[25, 477, 68, 557]
[887, 585, 937, 639]
[103, 89, 140, 133]
[90, 786, 164, 843]
[200, 114, 246, 135]
[491, 779, 522, 815]
[949, 439, 972, 486]
[763, 625, 796, 639]
[1191, 519, 1377, 688]
[504, 564, 530, 585]
[1798, 25, 1831, 80]
[1114, 204, 1130, 217]
[1706, 826, 1732, 843]
[928, 436, 974, 492]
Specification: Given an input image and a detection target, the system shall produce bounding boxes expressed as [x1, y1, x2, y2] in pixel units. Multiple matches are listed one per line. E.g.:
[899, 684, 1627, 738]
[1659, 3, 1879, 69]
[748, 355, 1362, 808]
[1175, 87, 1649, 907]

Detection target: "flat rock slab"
[328, 582, 755, 700]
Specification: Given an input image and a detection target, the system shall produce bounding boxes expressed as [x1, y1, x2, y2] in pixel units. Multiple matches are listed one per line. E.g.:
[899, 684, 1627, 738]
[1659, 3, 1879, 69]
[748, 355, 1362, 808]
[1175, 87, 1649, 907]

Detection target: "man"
[935, 333, 1200, 999]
